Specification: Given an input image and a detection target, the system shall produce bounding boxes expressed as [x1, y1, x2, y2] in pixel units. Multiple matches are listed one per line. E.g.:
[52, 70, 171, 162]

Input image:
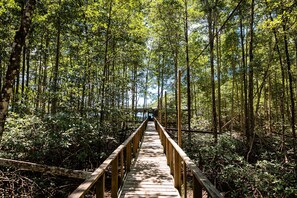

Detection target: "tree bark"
[240, 8, 249, 140]
[51, 0, 62, 114]
[247, 0, 255, 160]
[0, 0, 36, 141]
[185, 0, 192, 145]
[208, 6, 218, 144]
[100, 0, 113, 123]
[283, 23, 296, 155]
[216, 29, 222, 134]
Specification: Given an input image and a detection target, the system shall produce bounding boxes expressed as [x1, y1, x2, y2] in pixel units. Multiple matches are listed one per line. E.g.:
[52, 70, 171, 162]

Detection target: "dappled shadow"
[119, 122, 180, 198]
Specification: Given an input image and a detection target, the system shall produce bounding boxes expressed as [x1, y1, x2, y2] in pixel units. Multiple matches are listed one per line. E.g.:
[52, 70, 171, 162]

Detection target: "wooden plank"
[154, 119, 223, 198]
[119, 121, 180, 198]
[193, 175, 202, 198]
[126, 142, 131, 172]
[174, 150, 181, 193]
[95, 173, 105, 198]
[69, 119, 148, 198]
[0, 157, 91, 180]
[111, 155, 118, 198]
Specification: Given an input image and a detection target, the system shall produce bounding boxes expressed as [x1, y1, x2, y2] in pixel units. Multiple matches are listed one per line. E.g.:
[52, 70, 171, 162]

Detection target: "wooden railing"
[154, 118, 223, 198]
[68, 119, 148, 198]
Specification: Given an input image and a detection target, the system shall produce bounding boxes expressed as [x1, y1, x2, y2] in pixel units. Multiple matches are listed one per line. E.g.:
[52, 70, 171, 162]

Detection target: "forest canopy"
[0, 0, 297, 197]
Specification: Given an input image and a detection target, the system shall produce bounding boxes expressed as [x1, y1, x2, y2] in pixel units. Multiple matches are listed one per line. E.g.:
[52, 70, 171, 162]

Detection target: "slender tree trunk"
[21, 44, 26, 96]
[185, 0, 191, 145]
[100, 0, 113, 123]
[283, 23, 296, 156]
[240, 10, 248, 137]
[174, 46, 178, 126]
[0, 59, 2, 91]
[216, 29, 222, 134]
[51, 0, 62, 114]
[208, 6, 218, 144]
[42, 32, 49, 114]
[26, 42, 30, 89]
[247, 0, 255, 160]
[0, 0, 36, 141]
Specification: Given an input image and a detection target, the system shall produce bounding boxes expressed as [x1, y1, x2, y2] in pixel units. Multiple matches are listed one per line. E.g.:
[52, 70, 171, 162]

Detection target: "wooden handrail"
[154, 118, 223, 198]
[68, 119, 148, 198]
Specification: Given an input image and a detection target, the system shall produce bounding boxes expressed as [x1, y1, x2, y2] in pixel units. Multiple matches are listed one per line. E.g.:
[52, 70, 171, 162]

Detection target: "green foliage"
[189, 134, 297, 197]
[1, 112, 113, 170]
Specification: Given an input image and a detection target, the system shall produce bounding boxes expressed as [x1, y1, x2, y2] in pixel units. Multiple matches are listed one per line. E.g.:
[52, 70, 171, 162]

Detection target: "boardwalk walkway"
[119, 121, 180, 198]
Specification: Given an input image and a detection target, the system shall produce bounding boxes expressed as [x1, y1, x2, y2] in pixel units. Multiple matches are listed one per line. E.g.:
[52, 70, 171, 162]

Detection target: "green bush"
[189, 134, 297, 197]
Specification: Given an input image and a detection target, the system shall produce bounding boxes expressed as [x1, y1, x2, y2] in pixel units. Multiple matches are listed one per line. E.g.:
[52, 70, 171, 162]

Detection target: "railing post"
[126, 142, 131, 172]
[120, 150, 124, 180]
[193, 176, 202, 198]
[174, 150, 181, 193]
[166, 139, 169, 164]
[133, 136, 137, 157]
[169, 143, 173, 174]
[111, 156, 118, 198]
[95, 173, 105, 198]
[183, 162, 187, 198]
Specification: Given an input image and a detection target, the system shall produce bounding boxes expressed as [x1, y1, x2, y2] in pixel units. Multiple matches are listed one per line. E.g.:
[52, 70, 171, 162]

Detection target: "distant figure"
[148, 115, 152, 121]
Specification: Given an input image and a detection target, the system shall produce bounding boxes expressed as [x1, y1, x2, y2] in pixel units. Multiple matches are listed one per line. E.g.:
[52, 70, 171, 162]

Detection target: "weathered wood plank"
[119, 121, 180, 198]
[0, 157, 91, 179]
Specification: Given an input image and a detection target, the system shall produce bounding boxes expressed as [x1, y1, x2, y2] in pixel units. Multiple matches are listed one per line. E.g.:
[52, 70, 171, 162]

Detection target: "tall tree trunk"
[100, 0, 113, 123]
[51, 0, 62, 114]
[21, 44, 26, 96]
[36, 36, 44, 110]
[0, 0, 36, 141]
[208, 6, 218, 144]
[240, 9, 248, 138]
[174, 45, 178, 127]
[185, 0, 192, 145]
[216, 29, 222, 134]
[42, 32, 49, 114]
[247, 0, 255, 160]
[0, 59, 2, 91]
[26, 42, 30, 89]
[283, 23, 296, 157]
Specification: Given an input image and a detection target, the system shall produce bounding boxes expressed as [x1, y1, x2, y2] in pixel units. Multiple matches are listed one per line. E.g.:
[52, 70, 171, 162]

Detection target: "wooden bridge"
[68, 119, 222, 198]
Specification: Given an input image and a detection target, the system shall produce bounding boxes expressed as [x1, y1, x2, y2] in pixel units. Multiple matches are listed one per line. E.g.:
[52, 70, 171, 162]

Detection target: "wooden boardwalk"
[119, 121, 180, 198]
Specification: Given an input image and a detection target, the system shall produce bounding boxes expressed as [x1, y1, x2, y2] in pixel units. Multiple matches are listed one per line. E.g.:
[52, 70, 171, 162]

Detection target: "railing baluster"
[120, 150, 124, 180]
[166, 138, 169, 165]
[68, 119, 148, 198]
[153, 118, 222, 198]
[126, 142, 131, 172]
[193, 175, 202, 198]
[169, 143, 173, 174]
[183, 161, 187, 198]
[111, 155, 118, 198]
[174, 149, 181, 193]
[95, 173, 105, 198]
[133, 137, 136, 157]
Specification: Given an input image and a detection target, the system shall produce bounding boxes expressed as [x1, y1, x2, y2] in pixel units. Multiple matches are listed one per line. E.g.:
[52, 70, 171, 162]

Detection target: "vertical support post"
[193, 176, 202, 198]
[165, 91, 167, 128]
[174, 150, 181, 193]
[120, 150, 124, 179]
[178, 70, 182, 147]
[95, 173, 105, 198]
[159, 96, 162, 124]
[126, 142, 131, 172]
[111, 156, 118, 198]
[183, 162, 187, 198]
[133, 135, 138, 157]
[166, 139, 169, 164]
[169, 143, 173, 174]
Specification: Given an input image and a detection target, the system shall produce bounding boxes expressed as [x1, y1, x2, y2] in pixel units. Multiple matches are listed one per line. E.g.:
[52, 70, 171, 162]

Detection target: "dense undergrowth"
[0, 112, 135, 197]
[186, 132, 297, 197]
